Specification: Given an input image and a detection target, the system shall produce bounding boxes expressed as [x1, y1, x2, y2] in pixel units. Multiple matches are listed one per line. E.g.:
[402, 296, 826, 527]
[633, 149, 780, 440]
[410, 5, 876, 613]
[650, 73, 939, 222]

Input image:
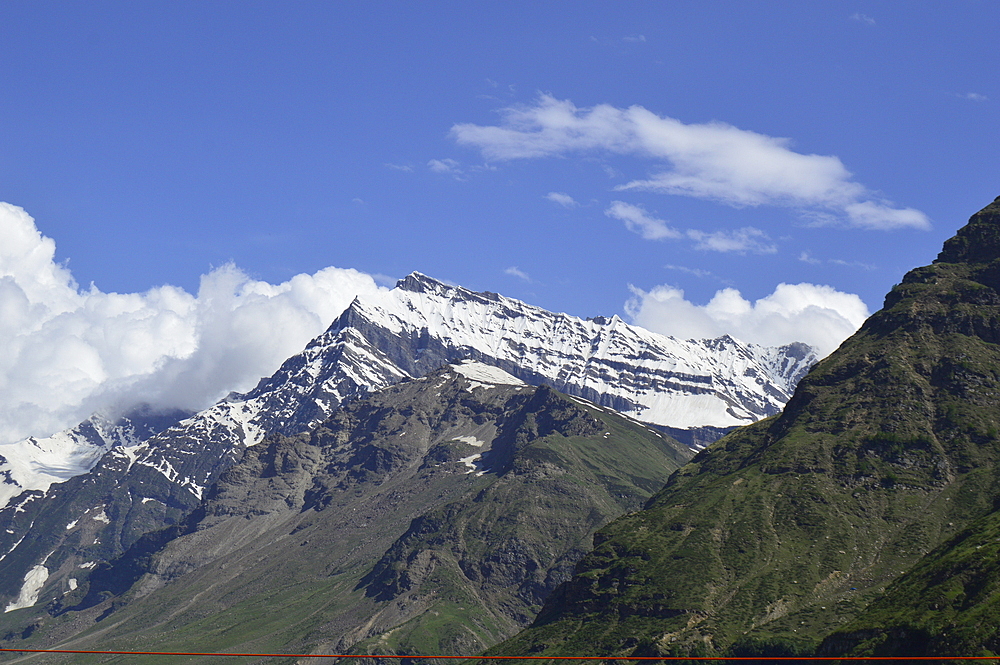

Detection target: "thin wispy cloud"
[959, 92, 988, 102]
[606, 201, 776, 253]
[428, 158, 463, 175]
[385, 163, 414, 172]
[545, 192, 579, 208]
[605, 201, 681, 240]
[687, 227, 776, 254]
[799, 251, 822, 265]
[800, 250, 876, 270]
[850, 13, 876, 25]
[623, 35, 646, 42]
[664, 264, 715, 279]
[452, 95, 929, 231]
[504, 266, 531, 282]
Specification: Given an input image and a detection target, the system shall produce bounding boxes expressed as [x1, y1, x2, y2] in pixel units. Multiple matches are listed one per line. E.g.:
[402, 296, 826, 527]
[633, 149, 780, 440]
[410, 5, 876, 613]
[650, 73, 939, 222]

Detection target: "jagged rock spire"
[936, 195, 1000, 264]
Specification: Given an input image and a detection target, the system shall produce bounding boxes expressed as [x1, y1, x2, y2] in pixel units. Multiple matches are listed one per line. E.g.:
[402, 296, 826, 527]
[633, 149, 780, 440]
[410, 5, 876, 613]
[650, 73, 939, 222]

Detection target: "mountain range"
[0, 271, 816, 511]
[0, 269, 816, 660]
[9, 193, 1000, 660]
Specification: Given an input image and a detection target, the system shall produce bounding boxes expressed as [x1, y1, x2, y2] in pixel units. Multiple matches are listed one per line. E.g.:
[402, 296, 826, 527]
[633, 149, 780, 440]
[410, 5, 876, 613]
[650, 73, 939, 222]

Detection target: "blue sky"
[0, 1, 997, 442]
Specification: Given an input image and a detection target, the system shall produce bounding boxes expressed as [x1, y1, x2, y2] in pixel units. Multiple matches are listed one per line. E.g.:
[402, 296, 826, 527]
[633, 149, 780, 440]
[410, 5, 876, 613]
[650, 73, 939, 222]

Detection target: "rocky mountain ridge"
[0, 269, 817, 653]
[0, 362, 694, 661]
[0, 272, 816, 512]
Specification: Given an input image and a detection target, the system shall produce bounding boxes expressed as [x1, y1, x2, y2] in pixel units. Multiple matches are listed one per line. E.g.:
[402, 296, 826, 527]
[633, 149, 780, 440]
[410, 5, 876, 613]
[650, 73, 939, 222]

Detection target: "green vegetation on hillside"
[488, 196, 1000, 658]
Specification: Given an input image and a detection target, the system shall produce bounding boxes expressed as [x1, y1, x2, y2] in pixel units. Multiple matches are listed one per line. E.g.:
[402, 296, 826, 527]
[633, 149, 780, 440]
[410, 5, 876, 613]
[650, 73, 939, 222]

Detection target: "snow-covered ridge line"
[0, 272, 817, 508]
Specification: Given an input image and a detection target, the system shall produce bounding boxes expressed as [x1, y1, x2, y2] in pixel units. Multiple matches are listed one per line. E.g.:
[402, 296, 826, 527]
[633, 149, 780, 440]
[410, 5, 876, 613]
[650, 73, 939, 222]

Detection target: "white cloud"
[799, 250, 875, 270]
[605, 201, 681, 240]
[452, 95, 929, 231]
[606, 201, 774, 252]
[843, 201, 929, 231]
[545, 192, 578, 208]
[798, 251, 822, 264]
[0, 203, 385, 446]
[428, 158, 463, 175]
[961, 92, 988, 102]
[686, 227, 776, 254]
[504, 266, 531, 281]
[626, 281, 870, 358]
[664, 264, 714, 279]
[850, 13, 876, 25]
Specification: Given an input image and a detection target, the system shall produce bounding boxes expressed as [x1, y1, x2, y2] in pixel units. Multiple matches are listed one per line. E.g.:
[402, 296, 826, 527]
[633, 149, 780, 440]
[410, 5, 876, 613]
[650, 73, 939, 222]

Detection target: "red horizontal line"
[0, 650, 997, 660]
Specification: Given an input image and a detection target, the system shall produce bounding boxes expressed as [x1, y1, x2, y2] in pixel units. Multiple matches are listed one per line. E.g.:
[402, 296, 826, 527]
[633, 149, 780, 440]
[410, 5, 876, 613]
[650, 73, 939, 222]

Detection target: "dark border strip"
[1, 650, 998, 660]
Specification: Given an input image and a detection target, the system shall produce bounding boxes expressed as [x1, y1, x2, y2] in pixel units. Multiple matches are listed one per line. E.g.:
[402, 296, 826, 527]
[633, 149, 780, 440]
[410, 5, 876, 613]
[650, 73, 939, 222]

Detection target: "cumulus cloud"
[452, 95, 930, 231]
[545, 191, 578, 208]
[626, 281, 870, 358]
[0, 203, 385, 446]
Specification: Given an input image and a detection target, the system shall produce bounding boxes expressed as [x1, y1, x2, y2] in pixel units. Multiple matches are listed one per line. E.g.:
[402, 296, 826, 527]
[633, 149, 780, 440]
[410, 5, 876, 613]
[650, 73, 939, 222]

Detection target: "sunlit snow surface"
[0, 413, 150, 509]
[4, 564, 48, 612]
[452, 360, 525, 388]
[0, 273, 817, 509]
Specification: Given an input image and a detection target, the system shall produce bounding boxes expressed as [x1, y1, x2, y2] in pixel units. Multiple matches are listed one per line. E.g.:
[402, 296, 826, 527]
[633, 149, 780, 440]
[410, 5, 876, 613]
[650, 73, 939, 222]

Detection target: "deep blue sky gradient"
[1, 0, 996, 318]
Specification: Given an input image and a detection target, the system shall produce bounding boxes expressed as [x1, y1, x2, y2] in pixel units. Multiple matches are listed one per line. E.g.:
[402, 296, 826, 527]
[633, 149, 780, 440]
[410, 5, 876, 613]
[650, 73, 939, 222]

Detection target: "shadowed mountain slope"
[0, 363, 692, 662]
[487, 196, 1000, 658]
[0, 271, 815, 618]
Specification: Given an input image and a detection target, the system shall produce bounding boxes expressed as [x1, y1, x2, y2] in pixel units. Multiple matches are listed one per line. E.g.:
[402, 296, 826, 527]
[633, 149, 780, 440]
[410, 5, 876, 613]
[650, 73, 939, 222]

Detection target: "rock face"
[487, 197, 1000, 658]
[0, 363, 694, 659]
[0, 272, 816, 619]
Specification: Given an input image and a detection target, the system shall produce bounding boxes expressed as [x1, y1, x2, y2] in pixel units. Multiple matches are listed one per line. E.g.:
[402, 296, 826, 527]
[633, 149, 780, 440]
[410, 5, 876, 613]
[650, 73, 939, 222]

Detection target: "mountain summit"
[0, 271, 815, 624]
[936, 194, 1000, 264]
[490, 197, 1000, 658]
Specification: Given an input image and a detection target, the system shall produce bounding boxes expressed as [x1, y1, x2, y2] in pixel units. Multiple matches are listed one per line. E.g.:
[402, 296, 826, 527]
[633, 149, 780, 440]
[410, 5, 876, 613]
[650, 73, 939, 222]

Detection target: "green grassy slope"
[488, 196, 1000, 658]
[819, 507, 1000, 657]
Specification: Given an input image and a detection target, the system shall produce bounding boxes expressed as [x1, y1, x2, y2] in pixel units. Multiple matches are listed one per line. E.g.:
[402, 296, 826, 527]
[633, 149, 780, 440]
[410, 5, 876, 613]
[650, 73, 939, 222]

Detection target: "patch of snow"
[68, 578, 77, 591]
[65, 520, 78, 530]
[458, 453, 483, 474]
[79, 561, 96, 569]
[4, 565, 49, 612]
[452, 361, 525, 388]
[11, 494, 36, 514]
[567, 396, 598, 408]
[453, 436, 486, 447]
[92, 509, 110, 524]
[0, 534, 26, 563]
